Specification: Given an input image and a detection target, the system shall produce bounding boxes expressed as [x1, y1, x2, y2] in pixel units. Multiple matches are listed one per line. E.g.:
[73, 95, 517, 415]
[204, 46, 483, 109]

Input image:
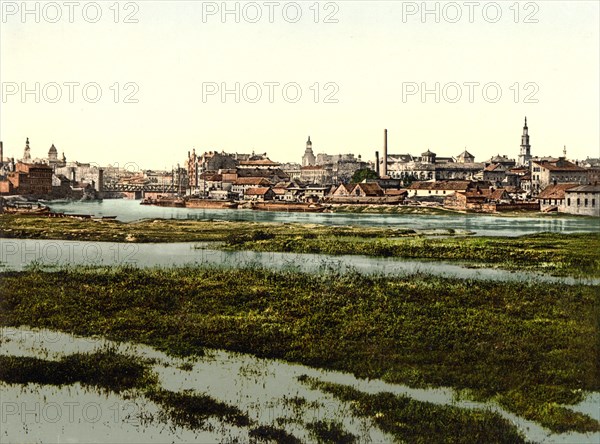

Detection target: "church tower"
[302, 136, 316, 167]
[518, 117, 531, 166]
[48, 144, 58, 163]
[23, 137, 32, 163]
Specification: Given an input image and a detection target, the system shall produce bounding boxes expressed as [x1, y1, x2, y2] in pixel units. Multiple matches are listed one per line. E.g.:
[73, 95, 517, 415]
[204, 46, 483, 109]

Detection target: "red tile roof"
[354, 182, 384, 196]
[533, 159, 587, 172]
[536, 183, 579, 200]
[233, 177, 271, 186]
[245, 187, 272, 195]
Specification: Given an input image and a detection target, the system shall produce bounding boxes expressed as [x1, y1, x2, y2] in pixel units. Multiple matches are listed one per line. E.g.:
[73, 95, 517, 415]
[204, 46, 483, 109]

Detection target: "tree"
[351, 168, 379, 183]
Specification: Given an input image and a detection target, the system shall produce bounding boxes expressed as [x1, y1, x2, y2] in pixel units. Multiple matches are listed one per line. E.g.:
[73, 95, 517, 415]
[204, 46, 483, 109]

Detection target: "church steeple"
[302, 135, 315, 167]
[518, 117, 531, 167]
[23, 137, 32, 162]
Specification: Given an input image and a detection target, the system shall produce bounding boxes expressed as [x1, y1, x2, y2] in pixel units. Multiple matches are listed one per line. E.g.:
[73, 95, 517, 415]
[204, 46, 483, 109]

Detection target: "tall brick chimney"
[0, 141, 3, 164]
[375, 151, 380, 175]
[382, 129, 388, 177]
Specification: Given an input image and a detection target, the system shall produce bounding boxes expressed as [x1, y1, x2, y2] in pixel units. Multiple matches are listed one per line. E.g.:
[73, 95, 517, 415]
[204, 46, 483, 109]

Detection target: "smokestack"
[0, 141, 3, 164]
[375, 151, 380, 175]
[382, 129, 388, 177]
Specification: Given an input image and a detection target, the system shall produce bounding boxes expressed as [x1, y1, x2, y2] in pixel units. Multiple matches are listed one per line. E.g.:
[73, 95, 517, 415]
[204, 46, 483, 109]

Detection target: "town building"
[564, 184, 600, 217]
[0, 161, 53, 196]
[407, 180, 473, 197]
[385, 148, 484, 182]
[300, 165, 333, 185]
[444, 187, 511, 211]
[536, 183, 578, 213]
[244, 187, 275, 201]
[530, 158, 588, 194]
[231, 177, 272, 198]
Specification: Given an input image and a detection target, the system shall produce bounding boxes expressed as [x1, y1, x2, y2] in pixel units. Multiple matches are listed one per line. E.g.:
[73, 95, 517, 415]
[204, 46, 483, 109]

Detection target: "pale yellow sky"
[1, 1, 598, 169]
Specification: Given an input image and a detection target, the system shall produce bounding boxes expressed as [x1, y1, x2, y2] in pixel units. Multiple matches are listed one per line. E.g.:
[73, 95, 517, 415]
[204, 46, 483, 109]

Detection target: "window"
[577, 198, 581, 206]
[593, 199, 596, 207]
[567, 198, 571, 206]
[585, 198, 588, 207]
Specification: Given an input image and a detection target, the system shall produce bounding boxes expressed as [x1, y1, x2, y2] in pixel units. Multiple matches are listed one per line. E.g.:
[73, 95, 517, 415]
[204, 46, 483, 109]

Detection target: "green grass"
[249, 425, 302, 443]
[306, 419, 357, 443]
[0, 347, 156, 392]
[1, 215, 598, 276]
[299, 376, 528, 443]
[1, 265, 598, 433]
[226, 232, 600, 277]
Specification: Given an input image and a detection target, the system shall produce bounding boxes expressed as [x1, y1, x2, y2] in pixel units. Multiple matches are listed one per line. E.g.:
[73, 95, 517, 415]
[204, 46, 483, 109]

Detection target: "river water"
[1, 238, 598, 285]
[1, 327, 598, 444]
[46, 199, 600, 236]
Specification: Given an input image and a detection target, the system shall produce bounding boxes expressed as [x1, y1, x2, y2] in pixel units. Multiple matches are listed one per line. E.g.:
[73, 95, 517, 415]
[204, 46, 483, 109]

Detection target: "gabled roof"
[384, 189, 408, 196]
[484, 163, 506, 172]
[537, 183, 579, 200]
[233, 177, 271, 186]
[245, 187, 272, 195]
[533, 159, 587, 172]
[565, 184, 600, 193]
[354, 182, 384, 196]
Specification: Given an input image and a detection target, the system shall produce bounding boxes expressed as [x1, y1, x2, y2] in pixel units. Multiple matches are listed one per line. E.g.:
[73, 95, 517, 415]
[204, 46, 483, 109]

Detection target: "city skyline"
[0, 115, 596, 171]
[1, 1, 598, 169]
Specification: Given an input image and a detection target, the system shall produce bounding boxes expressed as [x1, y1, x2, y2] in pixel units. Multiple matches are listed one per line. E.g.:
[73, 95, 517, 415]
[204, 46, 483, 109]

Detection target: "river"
[1, 238, 598, 285]
[45, 199, 600, 236]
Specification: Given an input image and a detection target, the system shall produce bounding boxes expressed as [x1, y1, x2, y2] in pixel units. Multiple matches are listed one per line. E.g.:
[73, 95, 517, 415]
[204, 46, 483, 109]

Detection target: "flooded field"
[2, 327, 598, 443]
[1, 238, 598, 285]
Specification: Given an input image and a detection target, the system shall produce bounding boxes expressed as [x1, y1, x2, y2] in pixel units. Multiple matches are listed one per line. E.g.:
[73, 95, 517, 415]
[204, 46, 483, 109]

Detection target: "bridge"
[102, 183, 183, 199]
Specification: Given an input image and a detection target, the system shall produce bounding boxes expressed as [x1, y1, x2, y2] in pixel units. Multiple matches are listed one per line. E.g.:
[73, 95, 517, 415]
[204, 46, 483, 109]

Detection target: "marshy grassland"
[1, 215, 599, 276]
[1, 266, 598, 434]
[298, 375, 527, 443]
[0, 348, 251, 431]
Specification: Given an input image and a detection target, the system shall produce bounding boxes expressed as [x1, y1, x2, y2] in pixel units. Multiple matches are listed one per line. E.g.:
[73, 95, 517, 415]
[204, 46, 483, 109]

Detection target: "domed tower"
[421, 149, 436, 164]
[518, 117, 531, 166]
[48, 144, 58, 163]
[302, 136, 316, 166]
[22, 137, 32, 163]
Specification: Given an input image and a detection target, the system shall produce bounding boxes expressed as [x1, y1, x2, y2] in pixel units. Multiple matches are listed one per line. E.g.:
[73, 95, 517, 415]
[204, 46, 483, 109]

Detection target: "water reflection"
[1, 238, 597, 285]
[45, 199, 600, 237]
[1, 327, 597, 444]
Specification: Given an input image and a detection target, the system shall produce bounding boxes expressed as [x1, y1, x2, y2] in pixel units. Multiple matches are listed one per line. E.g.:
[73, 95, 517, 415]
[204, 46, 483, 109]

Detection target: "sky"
[0, 0, 598, 170]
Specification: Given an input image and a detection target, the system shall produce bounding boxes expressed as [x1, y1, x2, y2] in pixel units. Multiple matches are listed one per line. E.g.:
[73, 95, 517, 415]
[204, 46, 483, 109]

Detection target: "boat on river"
[249, 202, 329, 213]
[185, 198, 238, 209]
[2, 202, 50, 215]
[140, 196, 185, 207]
